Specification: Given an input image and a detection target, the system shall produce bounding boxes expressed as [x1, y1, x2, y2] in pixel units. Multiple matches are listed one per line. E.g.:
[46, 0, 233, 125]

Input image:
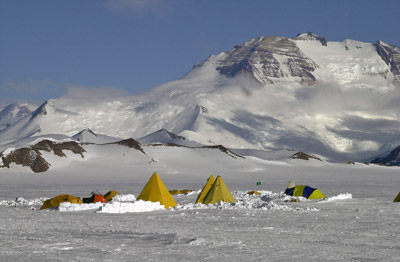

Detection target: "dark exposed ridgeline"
[374, 41, 400, 82]
[371, 145, 400, 166]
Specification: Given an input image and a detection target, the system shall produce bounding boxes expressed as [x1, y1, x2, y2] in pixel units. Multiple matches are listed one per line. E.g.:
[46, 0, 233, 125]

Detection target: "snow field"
[0, 189, 398, 261]
[1, 138, 400, 260]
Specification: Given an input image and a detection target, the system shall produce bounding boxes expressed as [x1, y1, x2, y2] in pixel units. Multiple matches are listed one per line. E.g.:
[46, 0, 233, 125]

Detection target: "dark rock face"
[31, 140, 86, 157]
[1, 140, 85, 172]
[371, 145, 400, 166]
[374, 41, 400, 82]
[294, 32, 328, 46]
[291, 152, 322, 161]
[215, 35, 318, 85]
[30, 101, 48, 120]
[114, 138, 145, 154]
[1, 148, 50, 172]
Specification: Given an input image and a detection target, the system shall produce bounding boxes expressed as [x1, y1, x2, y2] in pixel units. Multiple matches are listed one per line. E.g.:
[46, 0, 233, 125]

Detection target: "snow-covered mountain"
[71, 128, 120, 144]
[137, 129, 203, 147]
[0, 103, 36, 132]
[1, 33, 400, 163]
[371, 145, 400, 166]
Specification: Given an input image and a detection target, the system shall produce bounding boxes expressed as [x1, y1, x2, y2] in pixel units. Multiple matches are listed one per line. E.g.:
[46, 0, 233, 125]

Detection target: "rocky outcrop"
[31, 140, 85, 157]
[0, 140, 85, 173]
[1, 148, 50, 172]
[291, 152, 322, 161]
[215, 35, 318, 85]
[114, 138, 145, 154]
[294, 32, 328, 46]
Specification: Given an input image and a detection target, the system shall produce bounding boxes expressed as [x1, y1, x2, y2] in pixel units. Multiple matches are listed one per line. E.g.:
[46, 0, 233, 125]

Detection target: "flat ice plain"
[1, 152, 400, 261]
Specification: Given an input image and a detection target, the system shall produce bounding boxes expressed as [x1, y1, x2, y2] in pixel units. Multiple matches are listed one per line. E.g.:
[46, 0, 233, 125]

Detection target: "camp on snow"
[284, 179, 326, 199]
[137, 172, 177, 209]
[196, 175, 235, 205]
[40, 194, 82, 210]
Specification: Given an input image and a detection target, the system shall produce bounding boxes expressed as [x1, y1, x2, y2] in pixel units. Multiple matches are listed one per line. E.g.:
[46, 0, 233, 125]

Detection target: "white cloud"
[62, 84, 132, 99]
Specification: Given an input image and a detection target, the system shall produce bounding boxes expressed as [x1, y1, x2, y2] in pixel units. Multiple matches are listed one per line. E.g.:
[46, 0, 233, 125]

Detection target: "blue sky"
[1, 0, 399, 105]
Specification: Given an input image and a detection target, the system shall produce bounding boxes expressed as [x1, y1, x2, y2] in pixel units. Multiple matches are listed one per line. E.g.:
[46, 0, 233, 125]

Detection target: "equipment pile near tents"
[169, 189, 193, 195]
[83, 193, 106, 203]
[40, 190, 121, 210]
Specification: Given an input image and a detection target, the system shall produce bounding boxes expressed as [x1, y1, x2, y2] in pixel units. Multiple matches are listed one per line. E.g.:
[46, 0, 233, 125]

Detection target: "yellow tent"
[394, 192, 400, 202]
[195, 175, 215, 203]
[40, 194, 82, 210]
[247, 190, 260, 195]
[137, 172, 177, 209]
[104, 190, 121, 202]
[202, 176, 235, 205]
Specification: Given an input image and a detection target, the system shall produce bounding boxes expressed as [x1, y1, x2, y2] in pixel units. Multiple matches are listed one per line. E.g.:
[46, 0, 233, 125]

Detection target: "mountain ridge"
[1, 33, 400, 163]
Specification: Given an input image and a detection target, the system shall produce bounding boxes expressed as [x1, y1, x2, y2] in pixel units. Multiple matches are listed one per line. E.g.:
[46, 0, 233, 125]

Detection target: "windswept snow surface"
[1, 144, 400, 261]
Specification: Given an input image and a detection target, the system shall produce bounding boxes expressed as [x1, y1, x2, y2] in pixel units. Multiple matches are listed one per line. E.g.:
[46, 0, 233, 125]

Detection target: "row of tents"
[41, 171, 400, 210]
[40, 172, 328, 210]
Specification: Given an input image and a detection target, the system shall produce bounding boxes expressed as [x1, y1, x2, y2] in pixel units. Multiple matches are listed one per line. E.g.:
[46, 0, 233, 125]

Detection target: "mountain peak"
[294, 32, 328, 46]
[214, 35, 318, 85]
[0, 103, 33, 131]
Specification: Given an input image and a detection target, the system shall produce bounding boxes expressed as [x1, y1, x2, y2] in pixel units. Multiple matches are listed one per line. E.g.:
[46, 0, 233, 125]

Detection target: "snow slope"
[1, 33, 400, 163]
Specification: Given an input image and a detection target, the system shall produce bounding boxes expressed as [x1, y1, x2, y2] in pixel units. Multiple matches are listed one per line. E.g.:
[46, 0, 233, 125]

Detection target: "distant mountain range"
[1, 32, 400, 168]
